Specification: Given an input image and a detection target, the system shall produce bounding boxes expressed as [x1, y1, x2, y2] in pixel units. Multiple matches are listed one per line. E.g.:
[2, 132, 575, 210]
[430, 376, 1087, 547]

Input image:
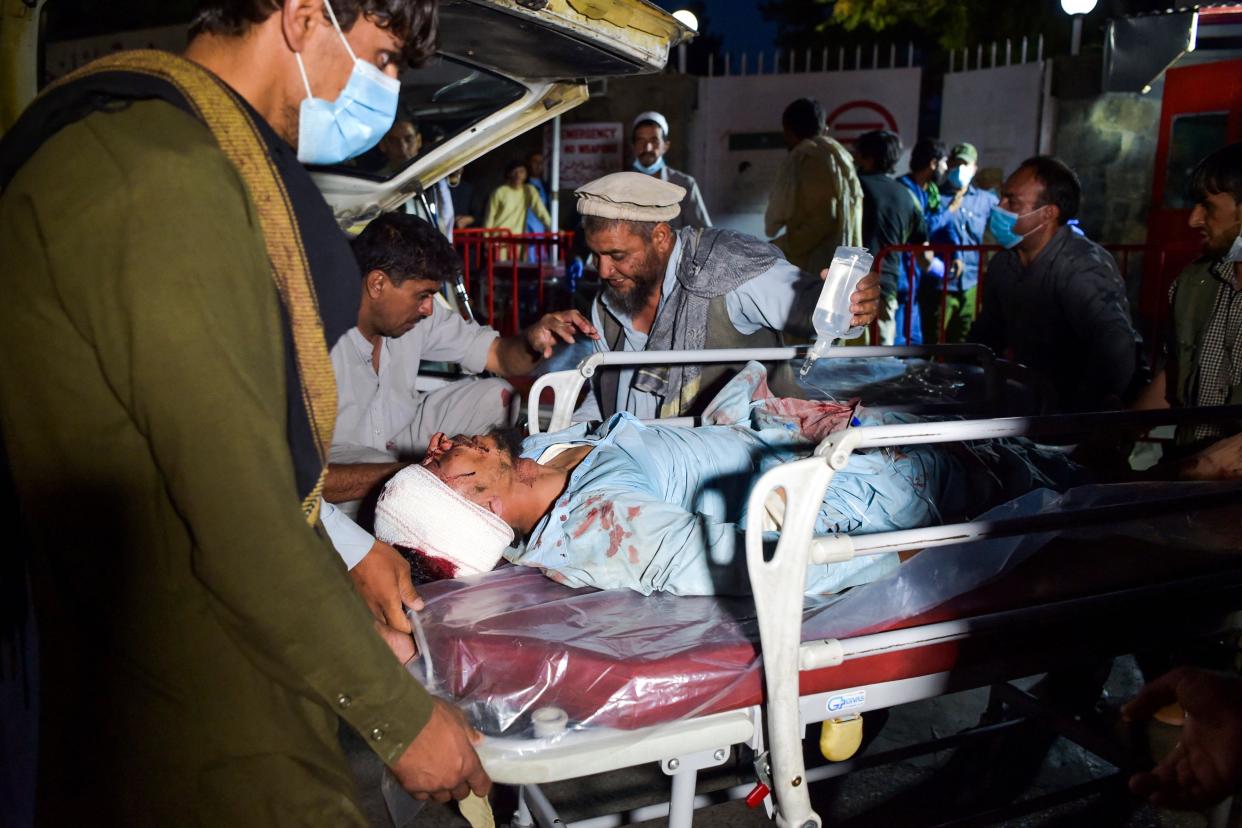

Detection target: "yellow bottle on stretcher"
[819, 714, 865, 762]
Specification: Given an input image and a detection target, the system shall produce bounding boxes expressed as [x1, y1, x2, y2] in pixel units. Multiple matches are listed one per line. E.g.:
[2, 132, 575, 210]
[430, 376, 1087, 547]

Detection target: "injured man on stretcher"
[373, 361, 1101, 596]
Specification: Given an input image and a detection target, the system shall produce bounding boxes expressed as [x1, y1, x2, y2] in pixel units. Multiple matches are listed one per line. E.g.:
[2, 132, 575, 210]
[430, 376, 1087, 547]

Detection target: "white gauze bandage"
[374, 465, 514, 577]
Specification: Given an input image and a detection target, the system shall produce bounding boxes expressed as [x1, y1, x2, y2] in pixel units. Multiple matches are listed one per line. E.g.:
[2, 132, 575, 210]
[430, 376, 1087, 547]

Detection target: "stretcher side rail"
[746, 403, 1242, 828]
[527, 343, 998, 434]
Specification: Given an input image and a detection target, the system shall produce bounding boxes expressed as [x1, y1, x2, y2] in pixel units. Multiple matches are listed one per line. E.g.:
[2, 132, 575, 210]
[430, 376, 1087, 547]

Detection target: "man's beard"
[602, 256, 662, 316]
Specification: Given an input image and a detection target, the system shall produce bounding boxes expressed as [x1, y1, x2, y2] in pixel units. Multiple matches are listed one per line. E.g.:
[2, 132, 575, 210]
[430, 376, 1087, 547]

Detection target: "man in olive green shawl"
[0, 1, 488, 824]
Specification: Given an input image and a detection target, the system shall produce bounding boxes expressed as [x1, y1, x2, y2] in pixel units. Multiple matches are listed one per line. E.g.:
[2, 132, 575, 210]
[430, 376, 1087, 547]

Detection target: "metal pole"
[549, 115, 561, 235]
[1071, 15, 1083, 56]
[678, 41, 687, 73]
[668, 770, 698, 828]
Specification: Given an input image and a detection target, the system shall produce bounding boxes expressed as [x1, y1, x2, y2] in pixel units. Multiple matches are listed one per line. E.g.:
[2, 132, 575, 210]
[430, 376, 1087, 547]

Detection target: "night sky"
[650, 0, 779, 60]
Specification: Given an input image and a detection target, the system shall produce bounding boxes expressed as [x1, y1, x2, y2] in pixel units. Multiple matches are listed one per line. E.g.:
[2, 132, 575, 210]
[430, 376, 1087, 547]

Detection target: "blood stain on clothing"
[627, 544, 640, 564]
[627, 506, 641, 520]
[572, 500, 634, 558]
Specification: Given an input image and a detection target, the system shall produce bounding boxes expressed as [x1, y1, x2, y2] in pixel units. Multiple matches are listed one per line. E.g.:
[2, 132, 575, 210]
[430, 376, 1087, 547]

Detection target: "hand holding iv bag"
[800, 246, 874, 377]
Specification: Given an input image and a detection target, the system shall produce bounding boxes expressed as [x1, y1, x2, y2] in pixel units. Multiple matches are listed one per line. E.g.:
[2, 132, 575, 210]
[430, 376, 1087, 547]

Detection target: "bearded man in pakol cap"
[575, 171, 881, 421]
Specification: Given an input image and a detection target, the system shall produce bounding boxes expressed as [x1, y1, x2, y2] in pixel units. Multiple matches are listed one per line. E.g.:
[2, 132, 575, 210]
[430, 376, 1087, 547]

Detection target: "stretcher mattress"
[411, 482, 1242, 738]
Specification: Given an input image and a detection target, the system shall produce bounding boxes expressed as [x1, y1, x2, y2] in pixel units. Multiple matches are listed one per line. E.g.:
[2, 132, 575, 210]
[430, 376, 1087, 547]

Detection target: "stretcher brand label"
[826, 689, 866, 713]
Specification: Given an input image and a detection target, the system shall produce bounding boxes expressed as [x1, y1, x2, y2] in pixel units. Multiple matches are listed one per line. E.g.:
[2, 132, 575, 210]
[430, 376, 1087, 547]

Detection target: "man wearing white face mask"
[0, 0, 491, 822]
[968, 156, 1145, 413]
[1134, 142, 1242, 451]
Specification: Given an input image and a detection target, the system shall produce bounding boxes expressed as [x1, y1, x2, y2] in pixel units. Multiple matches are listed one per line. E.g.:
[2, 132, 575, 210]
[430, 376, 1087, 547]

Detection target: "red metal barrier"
[451, 228, 575, 335]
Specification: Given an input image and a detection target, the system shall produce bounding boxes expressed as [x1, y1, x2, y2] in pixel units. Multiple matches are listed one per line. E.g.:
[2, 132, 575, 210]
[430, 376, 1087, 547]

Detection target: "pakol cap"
[950, 142, 979, 164]
[632, 111, 670, 138]
[575, 171, 685, 222]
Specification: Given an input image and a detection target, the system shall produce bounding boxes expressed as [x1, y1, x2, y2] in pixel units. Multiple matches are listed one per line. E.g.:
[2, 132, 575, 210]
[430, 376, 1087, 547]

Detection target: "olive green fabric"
[0, 100, 431, 825]
[1168, 258, 1242, 449]
[921, 286, 977, 344]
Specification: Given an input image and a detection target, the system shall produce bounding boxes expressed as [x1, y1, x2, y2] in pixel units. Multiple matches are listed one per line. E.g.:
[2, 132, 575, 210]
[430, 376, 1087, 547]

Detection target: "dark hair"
[504, 159, 527, 177]
[190, 0, 438, 68]
[351, 212, 460, 285]
[1190, 141, 1242, 204]
[910, 137, 947, 173]
[857, 130, 902, 175]
[581, 214, 657, 241]
[1017, 155, 1081, 225]
[782, 97, 825, 141]
[631, 119, 667, 142]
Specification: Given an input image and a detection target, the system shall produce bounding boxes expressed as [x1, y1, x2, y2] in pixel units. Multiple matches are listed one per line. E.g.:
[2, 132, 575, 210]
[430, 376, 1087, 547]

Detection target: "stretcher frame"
[526, 343, 999, 434]
[464, 395, 1242, 827]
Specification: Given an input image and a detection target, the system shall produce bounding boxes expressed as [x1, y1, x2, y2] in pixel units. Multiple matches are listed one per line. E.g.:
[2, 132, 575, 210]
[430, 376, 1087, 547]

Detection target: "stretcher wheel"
[819, 714, 864, 762]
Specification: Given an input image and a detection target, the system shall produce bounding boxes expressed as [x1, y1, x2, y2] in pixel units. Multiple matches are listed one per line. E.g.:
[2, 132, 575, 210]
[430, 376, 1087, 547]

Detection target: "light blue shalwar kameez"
[508, 413, 911, 596]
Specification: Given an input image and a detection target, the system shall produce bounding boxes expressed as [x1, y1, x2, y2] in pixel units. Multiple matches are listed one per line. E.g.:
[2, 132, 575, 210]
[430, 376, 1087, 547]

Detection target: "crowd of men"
[1, 0, 1240, 824]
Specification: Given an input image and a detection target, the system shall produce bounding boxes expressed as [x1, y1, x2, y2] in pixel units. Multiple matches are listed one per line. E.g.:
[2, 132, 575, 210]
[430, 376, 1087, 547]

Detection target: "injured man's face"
[421, 431, 519, 515]
[419, 428, 576, 535]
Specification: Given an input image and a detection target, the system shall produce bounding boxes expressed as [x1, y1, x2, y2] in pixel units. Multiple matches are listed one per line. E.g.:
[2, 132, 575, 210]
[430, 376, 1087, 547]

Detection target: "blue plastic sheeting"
[796, 356, 977, 407]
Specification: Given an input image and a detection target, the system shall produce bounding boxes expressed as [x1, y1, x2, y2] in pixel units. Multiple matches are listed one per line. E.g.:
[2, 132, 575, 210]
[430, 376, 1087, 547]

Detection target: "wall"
[1051, 93, 1161, 245]
[692, 66, 923, 235]
[940, 61, 1052, 193]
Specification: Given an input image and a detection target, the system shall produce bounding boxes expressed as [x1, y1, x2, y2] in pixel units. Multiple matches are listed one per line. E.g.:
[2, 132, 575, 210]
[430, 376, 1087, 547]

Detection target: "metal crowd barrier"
[452, 228, 575, 335]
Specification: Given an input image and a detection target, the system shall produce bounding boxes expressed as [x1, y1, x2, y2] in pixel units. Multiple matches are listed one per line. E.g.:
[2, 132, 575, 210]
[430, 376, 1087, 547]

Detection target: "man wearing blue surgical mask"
[629, 111, 712, 229]
[0, 0, 491, 821]
[968, 157, 1145, 413]
[928, 142, 999, 342]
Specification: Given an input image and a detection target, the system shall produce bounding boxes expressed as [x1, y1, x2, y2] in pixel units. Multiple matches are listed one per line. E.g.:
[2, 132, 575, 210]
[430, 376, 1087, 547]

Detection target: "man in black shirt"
[856, 130, 926, 344]
[969, 156, 1145, 412]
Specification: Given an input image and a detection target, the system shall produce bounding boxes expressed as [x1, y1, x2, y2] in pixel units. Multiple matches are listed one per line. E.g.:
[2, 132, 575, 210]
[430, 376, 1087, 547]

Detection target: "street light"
[1060, 0, 1098, 56]
[672, 9, 698, 74]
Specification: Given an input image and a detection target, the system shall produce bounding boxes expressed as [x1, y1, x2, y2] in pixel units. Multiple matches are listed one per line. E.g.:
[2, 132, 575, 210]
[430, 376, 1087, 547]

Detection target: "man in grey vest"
[575, 171, 880, 421]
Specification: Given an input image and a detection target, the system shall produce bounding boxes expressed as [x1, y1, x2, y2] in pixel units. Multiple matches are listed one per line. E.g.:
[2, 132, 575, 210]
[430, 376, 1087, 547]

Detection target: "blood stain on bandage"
[394, 544, 458, 582]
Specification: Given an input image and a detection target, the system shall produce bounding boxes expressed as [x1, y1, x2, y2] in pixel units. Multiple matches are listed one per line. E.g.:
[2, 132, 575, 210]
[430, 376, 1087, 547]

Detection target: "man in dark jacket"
[856, 130, 926, 344]
[969, 156, 1145, 412]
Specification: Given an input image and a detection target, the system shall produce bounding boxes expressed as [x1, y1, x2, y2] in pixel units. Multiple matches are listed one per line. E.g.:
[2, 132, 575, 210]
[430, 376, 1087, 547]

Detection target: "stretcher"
[409, 392, 1242, 827]
[526, 343, 1007, 434]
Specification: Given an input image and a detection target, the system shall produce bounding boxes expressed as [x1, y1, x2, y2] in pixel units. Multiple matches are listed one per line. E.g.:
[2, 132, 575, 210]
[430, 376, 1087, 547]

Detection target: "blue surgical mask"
[295, 0, 400, 165]
[632, 156, 666, 176]
[946, 166, 973, 191]
[988, 205, 1046, 250]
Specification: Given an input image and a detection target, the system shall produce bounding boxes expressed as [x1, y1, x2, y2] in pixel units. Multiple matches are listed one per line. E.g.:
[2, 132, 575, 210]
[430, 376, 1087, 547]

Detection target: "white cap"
[632, 111, 669, 138]
[575, 172, 685, 222]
